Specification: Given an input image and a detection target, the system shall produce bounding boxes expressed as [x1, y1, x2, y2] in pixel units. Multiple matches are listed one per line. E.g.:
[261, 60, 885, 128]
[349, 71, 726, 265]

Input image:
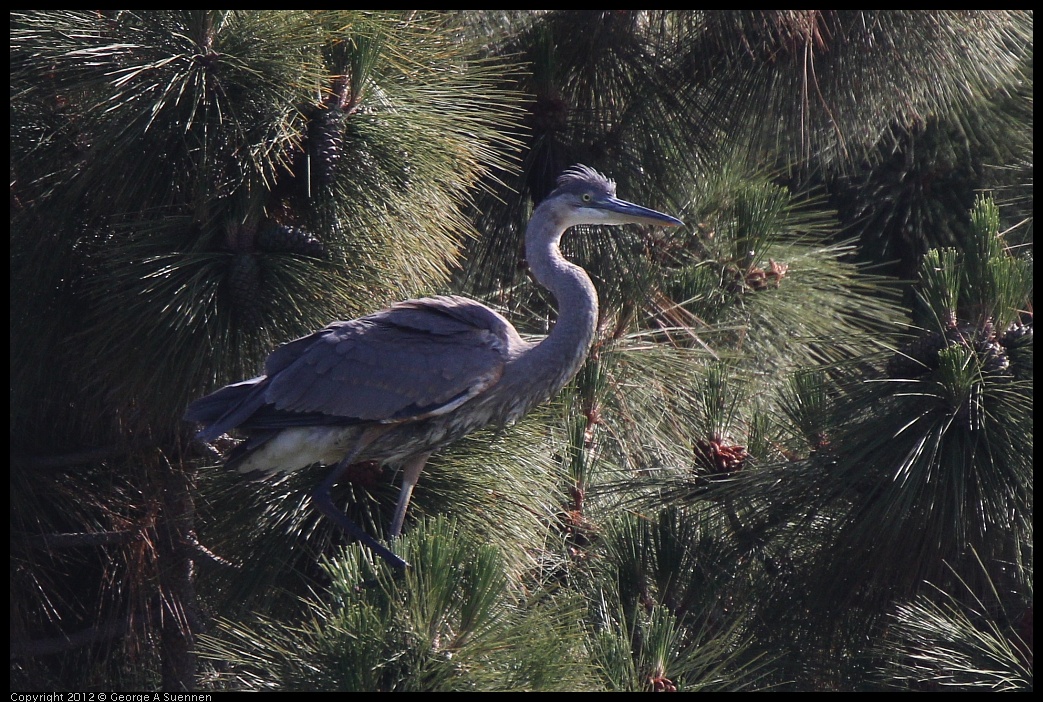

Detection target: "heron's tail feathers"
[183, 376, 268, 442]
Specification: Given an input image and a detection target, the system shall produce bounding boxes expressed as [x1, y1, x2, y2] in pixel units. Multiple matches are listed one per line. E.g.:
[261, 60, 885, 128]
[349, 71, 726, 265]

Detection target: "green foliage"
[588, 599, 757, 692]
[915, 195, 1033, 331]
[199, 517, 591, 691]
[725, 196, 1030, 686]
[680, 10, 1032, 169]
[663, 170, 907, 376]
[877, 554, 1032, 691]
[583, 507, 770, 691]
[885, 596, 1032, 691]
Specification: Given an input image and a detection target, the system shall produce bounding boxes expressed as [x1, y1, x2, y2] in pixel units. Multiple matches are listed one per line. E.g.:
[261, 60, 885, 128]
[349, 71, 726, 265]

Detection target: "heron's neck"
[524, 220, 599, 393]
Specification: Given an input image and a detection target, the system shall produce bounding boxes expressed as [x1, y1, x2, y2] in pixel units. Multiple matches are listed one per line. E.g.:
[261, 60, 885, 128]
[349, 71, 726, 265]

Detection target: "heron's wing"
[263, 296, 520, 422]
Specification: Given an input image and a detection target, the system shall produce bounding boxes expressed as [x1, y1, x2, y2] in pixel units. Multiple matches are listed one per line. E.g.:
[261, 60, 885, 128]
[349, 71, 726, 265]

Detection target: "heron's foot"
[311, 488, 409, 570]
[381, 550, 410, 571]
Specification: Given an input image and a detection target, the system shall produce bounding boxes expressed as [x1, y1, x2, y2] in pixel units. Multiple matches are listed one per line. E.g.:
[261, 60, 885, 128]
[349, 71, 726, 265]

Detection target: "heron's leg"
[311, 426, 408, 570]
[389, 451, 431, 540]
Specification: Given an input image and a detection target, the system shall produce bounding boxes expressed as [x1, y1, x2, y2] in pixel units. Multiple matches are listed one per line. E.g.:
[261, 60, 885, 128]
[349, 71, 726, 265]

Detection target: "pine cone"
[307, 106, 346, 186]
[766, 258, 789, 285]
[972, 335, 1010, 375]
[952, 321, 1009, 376]
[887, 329, 948, 378]
[528, 94, 569, 134]
[647, 675, 677, 692]
[563, 508, 596, 550]
[1001, 319, 1033, 349]
[257, 222, 325, 258]
[745, 266, 769, 290]
[694, 438, 749, 475]
[723, 263, 746, 293]
[887, 321, 1011, 379]
[731, 260, 789, 293]
[228, 253, 262, 325]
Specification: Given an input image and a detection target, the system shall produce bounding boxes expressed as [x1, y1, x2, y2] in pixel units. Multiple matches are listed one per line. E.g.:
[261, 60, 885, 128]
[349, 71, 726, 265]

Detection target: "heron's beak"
[602, 196, 684, 228]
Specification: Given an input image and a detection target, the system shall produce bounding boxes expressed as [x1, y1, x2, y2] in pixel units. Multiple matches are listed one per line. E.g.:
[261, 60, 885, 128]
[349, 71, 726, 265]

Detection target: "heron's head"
[545, 165, 683, 230]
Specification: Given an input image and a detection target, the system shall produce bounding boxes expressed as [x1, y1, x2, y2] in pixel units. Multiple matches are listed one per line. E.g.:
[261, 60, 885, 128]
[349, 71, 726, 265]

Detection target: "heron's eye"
[581, 193, 592, 203]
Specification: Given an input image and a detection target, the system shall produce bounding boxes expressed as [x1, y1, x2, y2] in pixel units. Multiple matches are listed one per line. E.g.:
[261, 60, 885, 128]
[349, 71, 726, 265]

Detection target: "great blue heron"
[185, 165, 683, 569]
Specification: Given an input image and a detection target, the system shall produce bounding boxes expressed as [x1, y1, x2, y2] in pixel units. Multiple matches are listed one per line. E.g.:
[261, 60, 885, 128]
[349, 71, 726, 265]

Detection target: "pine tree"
[11, 10, 518, 690]
[11, 10, 1031, 691]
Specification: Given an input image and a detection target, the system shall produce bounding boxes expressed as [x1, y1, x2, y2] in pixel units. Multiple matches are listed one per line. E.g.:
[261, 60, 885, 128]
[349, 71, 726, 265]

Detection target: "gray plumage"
[185, 164, 683, 568]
